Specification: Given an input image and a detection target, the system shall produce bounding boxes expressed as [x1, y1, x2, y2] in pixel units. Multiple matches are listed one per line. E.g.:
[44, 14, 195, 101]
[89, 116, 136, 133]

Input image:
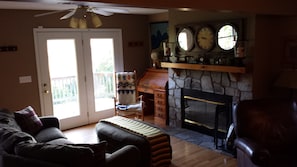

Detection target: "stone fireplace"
[167, 68, 253, 129]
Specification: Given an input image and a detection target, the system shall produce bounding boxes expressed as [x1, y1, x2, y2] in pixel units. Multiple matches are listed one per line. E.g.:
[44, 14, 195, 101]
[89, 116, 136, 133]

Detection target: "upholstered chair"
[233, 98, 297, 167]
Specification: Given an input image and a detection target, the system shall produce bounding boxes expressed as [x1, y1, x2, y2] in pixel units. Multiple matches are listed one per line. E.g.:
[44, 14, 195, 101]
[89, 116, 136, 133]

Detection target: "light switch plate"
[19, 76, 32, 83]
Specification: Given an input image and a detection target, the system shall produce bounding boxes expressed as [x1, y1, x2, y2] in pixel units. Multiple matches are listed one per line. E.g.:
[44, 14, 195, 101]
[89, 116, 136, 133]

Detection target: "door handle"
[44, 90, 49, 94]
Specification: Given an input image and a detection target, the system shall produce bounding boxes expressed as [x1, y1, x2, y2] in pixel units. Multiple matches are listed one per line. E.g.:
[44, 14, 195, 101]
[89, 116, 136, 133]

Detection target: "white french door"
[34, 28, 123, 130]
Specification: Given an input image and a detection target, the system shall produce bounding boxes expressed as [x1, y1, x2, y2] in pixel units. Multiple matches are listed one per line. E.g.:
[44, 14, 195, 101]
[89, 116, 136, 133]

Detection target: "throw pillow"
[14, 106, 43, 135]
[15, 142, 107, 167]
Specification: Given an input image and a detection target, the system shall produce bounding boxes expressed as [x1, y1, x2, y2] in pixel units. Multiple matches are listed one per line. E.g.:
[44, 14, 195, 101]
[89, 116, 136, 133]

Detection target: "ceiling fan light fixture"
[91, 14, 102, 28]
[69, 17, 78, 28]
[75, 6, 88, 18]
[78, 18, 87, 29]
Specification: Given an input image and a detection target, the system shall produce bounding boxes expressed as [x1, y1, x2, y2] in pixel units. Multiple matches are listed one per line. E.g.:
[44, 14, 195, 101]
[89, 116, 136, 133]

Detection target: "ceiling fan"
[34, 3, 129, 28]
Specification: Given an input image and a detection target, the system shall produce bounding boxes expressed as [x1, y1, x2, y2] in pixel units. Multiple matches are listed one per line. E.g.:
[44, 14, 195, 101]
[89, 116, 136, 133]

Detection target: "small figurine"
[151, 51, 161, 68]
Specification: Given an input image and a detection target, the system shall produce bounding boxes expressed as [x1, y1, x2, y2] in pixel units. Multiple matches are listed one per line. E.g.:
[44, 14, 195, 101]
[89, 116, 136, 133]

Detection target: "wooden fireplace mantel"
[160, 62, 246, 74]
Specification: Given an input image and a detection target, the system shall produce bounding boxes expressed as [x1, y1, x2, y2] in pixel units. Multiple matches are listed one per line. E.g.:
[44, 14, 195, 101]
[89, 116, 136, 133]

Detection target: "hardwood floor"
[63, 115, 237, 167]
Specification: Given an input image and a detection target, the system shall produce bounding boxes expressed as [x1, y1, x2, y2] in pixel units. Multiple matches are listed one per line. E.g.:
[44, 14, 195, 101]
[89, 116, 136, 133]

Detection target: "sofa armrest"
[39, 116, 60, 129]
[106, 145, 141, 167]
[235, 137, 270, 165]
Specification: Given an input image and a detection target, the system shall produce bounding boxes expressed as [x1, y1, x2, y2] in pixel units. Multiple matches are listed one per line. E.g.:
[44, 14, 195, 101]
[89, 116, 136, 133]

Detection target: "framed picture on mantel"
[282, 37, 297, 69]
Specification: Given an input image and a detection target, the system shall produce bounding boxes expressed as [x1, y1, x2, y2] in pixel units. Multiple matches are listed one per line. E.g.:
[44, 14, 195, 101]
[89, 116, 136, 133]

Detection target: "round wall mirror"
[177, 28, 194, 51]
[217, 24, 238, 50]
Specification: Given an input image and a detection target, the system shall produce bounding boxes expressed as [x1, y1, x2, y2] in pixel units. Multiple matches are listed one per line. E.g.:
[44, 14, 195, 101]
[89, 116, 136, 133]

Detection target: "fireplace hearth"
[181, 88, 233, 148]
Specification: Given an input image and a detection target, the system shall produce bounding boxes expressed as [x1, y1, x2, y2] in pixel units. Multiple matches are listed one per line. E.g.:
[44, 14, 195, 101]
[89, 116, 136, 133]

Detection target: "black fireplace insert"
[181, 88, 233, 148]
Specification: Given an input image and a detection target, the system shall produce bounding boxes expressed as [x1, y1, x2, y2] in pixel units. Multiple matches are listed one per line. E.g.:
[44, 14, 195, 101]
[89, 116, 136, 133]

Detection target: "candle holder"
[163, 42, 177, 62]
[234, 41, 247, 66]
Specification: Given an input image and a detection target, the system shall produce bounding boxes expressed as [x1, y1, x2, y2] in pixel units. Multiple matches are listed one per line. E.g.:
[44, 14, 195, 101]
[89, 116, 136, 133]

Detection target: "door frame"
[33, 28, 124, 128]
[82, 30, 124, 123]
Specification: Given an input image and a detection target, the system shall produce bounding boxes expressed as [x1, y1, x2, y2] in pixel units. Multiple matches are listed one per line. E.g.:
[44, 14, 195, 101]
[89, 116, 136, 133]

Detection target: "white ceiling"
[0, 1, 168, 15]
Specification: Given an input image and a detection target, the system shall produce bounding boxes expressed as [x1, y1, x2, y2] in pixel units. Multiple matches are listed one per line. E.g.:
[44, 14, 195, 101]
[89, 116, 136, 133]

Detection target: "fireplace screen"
[184, 96, 226, 131]
[181, 88, 233, 146]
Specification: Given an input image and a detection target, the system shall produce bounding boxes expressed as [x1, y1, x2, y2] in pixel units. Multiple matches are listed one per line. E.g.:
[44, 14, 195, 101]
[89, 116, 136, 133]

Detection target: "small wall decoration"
[150, 22, 168, 50]
[0, 45, 17, 52]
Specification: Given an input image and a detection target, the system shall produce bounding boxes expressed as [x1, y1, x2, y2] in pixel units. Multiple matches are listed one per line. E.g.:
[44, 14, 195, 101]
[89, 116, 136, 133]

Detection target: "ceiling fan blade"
[34, 10, 69, 17]
[91, 8, 114, 16]
[101, 8, 129, 14]
[60, 9, 77, 20]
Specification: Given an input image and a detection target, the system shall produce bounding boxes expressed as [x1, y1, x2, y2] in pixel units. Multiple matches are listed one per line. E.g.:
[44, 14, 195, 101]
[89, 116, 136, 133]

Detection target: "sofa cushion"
[45, 138, 74, 145]
[0, 108, 21, 130]
[0, 127, 36, 153]
[34, 127, 67, 143]
[15, 106, 43, 135]
[68, 142, 107, 166]
[15, 141, 107, 167]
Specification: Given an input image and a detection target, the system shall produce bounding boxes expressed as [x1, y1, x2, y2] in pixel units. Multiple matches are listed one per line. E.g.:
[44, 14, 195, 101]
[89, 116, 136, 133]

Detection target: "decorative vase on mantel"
[234, 41, 247, 67]
[170, 55, 177, 63]
[150, 50, 161, 68]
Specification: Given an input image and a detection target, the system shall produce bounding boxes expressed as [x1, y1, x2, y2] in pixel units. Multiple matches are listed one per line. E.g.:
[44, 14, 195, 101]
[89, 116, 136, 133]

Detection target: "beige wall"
[0, 10, 41, 112]
[0, 9, 151, 114]
[253, 15, 297, 98]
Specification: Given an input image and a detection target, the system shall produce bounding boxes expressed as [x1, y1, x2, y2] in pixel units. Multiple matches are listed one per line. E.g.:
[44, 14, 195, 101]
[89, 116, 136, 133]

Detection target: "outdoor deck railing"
[51, 72, 114, 105]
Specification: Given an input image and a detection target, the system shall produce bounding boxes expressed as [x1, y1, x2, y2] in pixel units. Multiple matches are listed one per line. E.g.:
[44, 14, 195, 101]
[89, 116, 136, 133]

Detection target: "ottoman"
[96, 116, 172, 167]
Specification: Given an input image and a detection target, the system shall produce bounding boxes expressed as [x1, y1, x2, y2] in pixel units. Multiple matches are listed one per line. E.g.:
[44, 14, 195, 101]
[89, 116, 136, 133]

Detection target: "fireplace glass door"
[181, 88, 233, 147]
[184, 97, 227, 134]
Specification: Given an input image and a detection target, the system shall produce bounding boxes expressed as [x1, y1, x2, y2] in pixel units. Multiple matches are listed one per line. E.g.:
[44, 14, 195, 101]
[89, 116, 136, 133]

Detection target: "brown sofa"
[0, 107, 141, 167]
[233, 99, 297, 167]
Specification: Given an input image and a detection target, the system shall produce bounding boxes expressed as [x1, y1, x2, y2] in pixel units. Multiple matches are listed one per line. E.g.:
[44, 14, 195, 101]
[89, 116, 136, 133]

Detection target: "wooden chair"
[114, 71, 144, 120]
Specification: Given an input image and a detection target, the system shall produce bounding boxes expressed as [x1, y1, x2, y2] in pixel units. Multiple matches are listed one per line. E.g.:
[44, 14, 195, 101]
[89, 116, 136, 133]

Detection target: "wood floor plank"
[63, 116, 237, 167]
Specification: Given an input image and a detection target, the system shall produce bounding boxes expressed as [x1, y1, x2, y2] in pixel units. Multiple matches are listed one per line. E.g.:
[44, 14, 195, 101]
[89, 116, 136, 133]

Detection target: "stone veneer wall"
[167, 68, 253, 127]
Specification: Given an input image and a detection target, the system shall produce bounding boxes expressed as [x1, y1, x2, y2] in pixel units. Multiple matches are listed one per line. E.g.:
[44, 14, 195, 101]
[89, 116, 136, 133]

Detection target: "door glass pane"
[47, 39, 80, 119]
[90, 38, 115, 111]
